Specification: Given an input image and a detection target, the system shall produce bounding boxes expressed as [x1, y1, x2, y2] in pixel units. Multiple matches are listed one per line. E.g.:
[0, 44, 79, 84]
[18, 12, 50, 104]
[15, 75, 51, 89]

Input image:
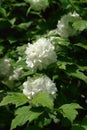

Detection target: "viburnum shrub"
[0, 0, 87, 130]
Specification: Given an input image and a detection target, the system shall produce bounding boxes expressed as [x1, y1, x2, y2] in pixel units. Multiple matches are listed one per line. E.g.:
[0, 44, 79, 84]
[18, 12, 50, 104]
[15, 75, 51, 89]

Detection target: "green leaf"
[37, 117, 52, 128]
[70, 116, 87, 130]
[78, 65, 87, 72]
[9, 17, 16, 25]
[82, 126, 87, 130]
[16, 22, 32, 30]
[0, 93, 29, 107]
[7, 36, 17, 44]
[57, 60, 73, 70]
[66, 64, 87, 84]
[73, 20, 87, 31]
[0, 8, 7, 17]
[81, 116, 87, 130]
[31, 92, 54, 109]
[71, 121, 87, 130]
[49, 112, 60, 124]
[68, 70, 87, 84]
[75, 43, 87, 50]
[10, 106, 43, 130]
[21, 70, 34, 78]
[59, 103, 82, 123]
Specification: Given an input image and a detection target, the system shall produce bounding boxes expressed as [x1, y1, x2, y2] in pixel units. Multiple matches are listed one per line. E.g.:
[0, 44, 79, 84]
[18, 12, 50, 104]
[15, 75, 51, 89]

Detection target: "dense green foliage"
[0, 0, 87, 130]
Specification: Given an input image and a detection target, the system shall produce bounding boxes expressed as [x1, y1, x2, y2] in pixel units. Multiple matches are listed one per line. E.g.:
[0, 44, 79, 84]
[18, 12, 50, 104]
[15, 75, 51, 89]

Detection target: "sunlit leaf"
[10, 106, 43, 130]
[31, 92, 54, 109]
[73, 20, 87, 31]
[58, 103, 82, 123]
[0, 93, 29, 107]
[75, 43, 87, 50]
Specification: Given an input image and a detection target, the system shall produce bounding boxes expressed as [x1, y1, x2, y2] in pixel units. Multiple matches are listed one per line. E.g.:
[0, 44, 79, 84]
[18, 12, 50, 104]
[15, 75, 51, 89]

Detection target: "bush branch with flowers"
[0, 0, 87, 130]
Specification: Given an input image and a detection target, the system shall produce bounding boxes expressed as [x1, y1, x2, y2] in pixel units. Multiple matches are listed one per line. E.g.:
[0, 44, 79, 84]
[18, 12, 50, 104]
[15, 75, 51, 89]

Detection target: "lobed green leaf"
[58, 103, 82, 123]
[0, 93, 29, 107]
[31, 92, 54, 110]
[73, 20, 87, 31]
[10, 106, 43, 130]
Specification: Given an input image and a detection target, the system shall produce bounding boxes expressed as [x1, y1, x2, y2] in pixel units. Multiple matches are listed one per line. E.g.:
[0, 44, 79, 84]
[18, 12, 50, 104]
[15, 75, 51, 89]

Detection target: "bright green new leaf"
[0, 93, 29, 107]
[31, 92, 54, 109]
[73, 20, 87, 31]
[58, 103, 82, 123]
[75, 42, 87, 50]
[10, 106, 43, 130]
[82, 126, 87, 130]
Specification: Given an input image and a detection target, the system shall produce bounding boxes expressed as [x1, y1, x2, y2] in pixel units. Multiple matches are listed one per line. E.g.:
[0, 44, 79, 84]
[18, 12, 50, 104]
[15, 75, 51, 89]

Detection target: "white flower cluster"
[26, 0, 49, 11]
[23, 75, 57, 99]
[57, 12, 81, 38]
[25, 38, 57, 70]
[9, 67, 23, 80]
[2, 67, 23, 88]
[0, 58, 12, 78]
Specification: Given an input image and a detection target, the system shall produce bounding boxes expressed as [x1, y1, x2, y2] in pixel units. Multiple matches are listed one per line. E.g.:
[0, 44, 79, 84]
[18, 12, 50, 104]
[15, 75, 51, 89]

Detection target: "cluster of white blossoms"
[2, 67, 23, 88]
[9, 67, 23, 80]
[26, 0, 49, 11]
[0, 58, 12, 78]
[57, 12, 81, 38]
[25, 38, 57, 70]
[23, 75, 57, 99]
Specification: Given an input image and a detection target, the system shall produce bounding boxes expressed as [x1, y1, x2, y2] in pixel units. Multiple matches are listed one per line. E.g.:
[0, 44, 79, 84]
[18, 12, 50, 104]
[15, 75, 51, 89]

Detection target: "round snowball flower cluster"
[25, 38, 57, 70]
[57, 12, 81, 38]
[26, 0, 49, 11]
[23, 75, 57, 99]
